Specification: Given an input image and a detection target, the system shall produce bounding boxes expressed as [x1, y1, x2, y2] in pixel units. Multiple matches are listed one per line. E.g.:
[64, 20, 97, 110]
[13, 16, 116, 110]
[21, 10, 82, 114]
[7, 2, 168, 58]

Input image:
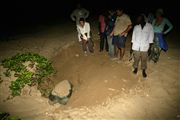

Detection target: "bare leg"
[114, 44, 118, 58]
[120, 48, 125, 60]
[117, 48, 121, 59]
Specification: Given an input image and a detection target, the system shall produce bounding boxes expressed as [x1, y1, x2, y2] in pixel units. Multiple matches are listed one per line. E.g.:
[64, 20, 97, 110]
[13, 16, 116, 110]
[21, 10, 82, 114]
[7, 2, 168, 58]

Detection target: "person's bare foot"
[118, 57, 125, 63]
[111, 57, 118, 61]
[84, 51, 87, 56]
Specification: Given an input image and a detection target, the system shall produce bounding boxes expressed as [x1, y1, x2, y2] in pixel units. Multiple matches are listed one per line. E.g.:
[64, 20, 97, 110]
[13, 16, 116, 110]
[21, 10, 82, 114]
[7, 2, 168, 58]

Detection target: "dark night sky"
[0, 0, 179, 37]
[1, 0, 178, 21]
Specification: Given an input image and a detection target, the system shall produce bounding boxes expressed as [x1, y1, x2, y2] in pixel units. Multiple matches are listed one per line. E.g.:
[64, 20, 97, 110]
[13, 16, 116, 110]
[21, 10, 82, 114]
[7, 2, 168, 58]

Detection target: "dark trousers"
[100, 32, 108, 51]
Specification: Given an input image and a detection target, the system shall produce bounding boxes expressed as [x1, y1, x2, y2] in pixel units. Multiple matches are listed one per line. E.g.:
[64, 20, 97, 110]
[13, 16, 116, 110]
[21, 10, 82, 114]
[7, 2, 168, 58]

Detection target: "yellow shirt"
[113, 14, 132, 36]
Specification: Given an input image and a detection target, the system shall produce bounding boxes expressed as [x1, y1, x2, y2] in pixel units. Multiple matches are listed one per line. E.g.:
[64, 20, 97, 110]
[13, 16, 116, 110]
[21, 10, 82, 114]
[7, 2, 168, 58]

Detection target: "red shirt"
[99, 15, 106, 33]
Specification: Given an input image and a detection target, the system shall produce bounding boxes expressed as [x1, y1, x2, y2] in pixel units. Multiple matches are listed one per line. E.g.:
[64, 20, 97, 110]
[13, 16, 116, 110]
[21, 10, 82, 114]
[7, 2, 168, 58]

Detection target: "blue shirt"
[152, 18, 173, 34]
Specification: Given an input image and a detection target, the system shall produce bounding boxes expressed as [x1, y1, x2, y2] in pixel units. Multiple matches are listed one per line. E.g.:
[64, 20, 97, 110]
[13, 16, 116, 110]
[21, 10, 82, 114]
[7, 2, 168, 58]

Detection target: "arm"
[121, 16, 133, 36]
[77, 25, 82, 42]
[131, 26, 136, 44]
[87, 23, 90, 39]
[70, 11, 76, 21]
[148, 24, 154, 53]
[130, 27, 136, 54]
[84, 9, 89, 19]
[148, 24, 154, 44]
[163, 18, 173, 34]
[120, 24, 133, 36]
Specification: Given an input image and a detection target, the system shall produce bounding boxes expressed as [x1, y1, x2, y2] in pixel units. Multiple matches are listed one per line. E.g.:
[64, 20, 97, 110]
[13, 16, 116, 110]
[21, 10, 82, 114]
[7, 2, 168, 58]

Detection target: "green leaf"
[2, 52, 54, 97]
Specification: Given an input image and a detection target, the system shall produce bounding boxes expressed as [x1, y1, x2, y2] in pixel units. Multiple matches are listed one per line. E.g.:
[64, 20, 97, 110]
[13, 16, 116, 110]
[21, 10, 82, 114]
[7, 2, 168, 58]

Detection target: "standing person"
[147, 12, 154, 24]
[70, 3, 89, 25]
[105, 10, 116, 58]
[111, 8, 132, 61]
[99, 11, 108, 52]
[131, 14, 154, 78]
[149, 8, 173, 63]
[77, 18, 93, 55]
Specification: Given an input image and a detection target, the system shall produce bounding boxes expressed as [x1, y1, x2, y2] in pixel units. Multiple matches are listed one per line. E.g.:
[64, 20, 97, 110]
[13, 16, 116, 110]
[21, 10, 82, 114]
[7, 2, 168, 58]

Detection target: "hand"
[110, 32, 113, 37]
[79, 41, 82, 44]
[163, 32, 167, 35]
[120, 32, 126, 36]
[150, 43, 153, 48]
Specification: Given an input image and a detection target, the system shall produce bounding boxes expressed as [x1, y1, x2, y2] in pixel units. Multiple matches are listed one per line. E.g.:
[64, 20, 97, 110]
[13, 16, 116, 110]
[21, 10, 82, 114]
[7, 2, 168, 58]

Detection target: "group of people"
[99, 8, 132, 61]
[70, 4, 173, 78]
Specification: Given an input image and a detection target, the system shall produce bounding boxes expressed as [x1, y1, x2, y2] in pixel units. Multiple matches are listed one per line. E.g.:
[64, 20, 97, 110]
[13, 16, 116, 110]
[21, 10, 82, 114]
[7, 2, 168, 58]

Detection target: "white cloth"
[131, 23, 154, 52]
[77, 22, 90, 42]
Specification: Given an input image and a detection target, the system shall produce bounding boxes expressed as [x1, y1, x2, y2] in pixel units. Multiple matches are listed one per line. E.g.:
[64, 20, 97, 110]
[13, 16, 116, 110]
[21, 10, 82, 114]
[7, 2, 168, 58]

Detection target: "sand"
[0, 21, 179, 120]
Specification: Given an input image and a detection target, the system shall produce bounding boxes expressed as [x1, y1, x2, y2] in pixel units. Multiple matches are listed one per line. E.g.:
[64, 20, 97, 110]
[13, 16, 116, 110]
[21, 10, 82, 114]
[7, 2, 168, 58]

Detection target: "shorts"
[112, 35, 126, 48]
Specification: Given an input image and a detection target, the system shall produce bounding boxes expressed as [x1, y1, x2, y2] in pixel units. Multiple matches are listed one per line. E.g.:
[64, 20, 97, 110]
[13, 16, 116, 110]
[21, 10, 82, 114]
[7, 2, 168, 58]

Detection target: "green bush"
[1, 52, 54, 97]
[0, 112, 21, 120]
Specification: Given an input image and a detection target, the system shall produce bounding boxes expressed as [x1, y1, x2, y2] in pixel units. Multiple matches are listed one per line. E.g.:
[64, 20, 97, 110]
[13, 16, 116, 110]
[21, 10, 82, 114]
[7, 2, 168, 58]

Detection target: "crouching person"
[77, 18, 93, 55]
[131, 14, 154, 78]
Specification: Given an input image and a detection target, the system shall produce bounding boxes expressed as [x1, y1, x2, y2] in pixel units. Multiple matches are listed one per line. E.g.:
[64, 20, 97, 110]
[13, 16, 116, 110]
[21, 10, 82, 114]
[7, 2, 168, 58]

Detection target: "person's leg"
[120, 48, 125, 60]
[82, 40, 87, 53]
[107, 36, 111, 56]
[116, 39, 120, 59]
[152, 46, 160, 63]
[114, 38, 119, 58]
[110, 40, 114, 57]
[141, 51, 148, 78]
[153, 33, 161, 63]
[117, 48, 121, 60]
[120, 36, 126, 60]
[100, 33, 104, 52]
[111, 36, 119, 60]
[107, 36, 114, 58]
[114, 44, 117, 57]
[133, 50, 140, 74]
[87, 38, 94, 53]
[105, 35, 109, 52]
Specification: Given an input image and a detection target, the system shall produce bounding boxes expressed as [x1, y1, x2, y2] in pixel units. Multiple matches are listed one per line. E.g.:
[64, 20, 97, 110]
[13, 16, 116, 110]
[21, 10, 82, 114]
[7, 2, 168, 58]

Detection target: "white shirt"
[77, 22, 90, 42]
[131, 23, 154, 52]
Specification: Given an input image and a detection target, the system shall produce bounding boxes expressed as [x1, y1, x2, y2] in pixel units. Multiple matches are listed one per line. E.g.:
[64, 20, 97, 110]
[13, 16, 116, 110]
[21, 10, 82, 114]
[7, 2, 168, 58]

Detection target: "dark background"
[0, 0, 179, 38]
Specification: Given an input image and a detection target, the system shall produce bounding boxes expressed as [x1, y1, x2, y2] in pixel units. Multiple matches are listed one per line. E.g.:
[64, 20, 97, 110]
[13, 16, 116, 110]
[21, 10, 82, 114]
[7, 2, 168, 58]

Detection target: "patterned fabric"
[148, 33, 166, 63]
